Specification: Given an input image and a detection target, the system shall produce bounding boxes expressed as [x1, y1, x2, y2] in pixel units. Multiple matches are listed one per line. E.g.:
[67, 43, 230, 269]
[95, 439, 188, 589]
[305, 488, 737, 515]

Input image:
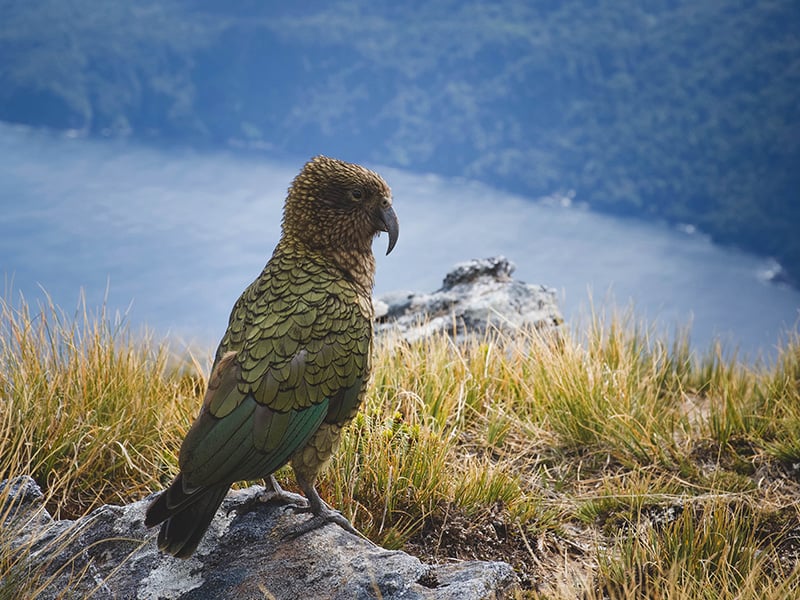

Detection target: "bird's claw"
[286, 504, 312, 514]
[281, 506, 359, 540]
[257, 475, 308, 509]
[257, 488, 308, 509]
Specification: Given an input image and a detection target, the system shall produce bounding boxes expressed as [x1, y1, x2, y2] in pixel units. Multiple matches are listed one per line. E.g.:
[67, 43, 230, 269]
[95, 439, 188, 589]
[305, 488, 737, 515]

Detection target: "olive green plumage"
[145, 156, 399, 558]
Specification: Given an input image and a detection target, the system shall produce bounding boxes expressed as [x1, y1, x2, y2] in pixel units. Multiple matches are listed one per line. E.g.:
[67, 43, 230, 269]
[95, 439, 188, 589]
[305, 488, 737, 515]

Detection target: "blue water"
[1, 123, 798, 361]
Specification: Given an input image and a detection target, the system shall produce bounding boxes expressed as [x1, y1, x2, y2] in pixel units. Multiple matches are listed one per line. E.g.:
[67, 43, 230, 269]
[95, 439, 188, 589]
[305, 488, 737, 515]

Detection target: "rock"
[1, 476, 517, 600]
[375, 256, 563, 342]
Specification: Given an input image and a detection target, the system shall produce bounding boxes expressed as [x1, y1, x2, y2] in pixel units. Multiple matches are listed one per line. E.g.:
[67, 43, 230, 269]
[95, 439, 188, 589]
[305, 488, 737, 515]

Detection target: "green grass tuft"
[1, 296, 799, 597]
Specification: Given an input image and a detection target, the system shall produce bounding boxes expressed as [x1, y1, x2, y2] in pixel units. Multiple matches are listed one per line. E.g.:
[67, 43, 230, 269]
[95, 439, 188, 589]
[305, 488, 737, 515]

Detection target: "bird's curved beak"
[376, 201, 399, 255]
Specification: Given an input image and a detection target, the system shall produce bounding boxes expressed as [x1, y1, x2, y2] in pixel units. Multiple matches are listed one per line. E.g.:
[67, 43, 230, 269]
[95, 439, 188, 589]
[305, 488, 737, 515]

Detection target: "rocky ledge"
[375, 256, 563, 341]
[1, 476, 516, 600]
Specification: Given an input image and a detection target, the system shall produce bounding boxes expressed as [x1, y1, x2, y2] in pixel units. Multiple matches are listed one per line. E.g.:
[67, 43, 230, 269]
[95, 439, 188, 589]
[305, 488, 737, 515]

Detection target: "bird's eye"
[351, 188, 363, 201]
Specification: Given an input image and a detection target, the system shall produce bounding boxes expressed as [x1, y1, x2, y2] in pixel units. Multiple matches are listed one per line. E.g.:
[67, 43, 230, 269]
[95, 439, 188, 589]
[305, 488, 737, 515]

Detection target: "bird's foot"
[281, 502, 359, 540]
[257, 475, 308, 509]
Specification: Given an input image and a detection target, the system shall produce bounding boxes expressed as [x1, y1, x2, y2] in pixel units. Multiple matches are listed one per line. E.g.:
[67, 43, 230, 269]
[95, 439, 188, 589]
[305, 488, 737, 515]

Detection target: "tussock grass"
[1, 295, 799, 598]
[593, 498, 800, 600]
[0, 295, 200, 517]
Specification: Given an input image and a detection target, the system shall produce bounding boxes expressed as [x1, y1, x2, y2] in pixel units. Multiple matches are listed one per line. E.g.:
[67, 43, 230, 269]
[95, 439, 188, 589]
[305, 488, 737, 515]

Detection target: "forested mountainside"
[2, 0, 798, 283]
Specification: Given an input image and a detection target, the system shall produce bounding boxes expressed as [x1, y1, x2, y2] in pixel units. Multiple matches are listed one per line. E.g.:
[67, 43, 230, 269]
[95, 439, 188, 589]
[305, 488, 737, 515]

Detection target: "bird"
[144, 155, 399, 558]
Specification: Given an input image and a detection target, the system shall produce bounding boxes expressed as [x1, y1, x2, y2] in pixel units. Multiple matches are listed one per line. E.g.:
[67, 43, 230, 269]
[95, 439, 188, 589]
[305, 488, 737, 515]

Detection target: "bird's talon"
[281, 507, 358, 540]
[257, 476, 308, 508]
[257, 490, 307, 509]
[289, 504, 312, 514]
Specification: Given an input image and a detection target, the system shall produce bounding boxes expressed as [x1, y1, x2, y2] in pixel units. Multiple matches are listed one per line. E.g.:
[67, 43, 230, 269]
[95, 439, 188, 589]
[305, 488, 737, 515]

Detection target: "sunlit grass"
[1, 294, 799, 598]
[0, 294, 200, 519]
[591, 498, 800, 600]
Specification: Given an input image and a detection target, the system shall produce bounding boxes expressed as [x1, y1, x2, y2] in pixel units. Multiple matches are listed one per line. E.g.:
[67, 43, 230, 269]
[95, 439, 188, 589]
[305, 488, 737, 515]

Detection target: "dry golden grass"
[1, 294, 799, 598]
[0, 295, 200, 518]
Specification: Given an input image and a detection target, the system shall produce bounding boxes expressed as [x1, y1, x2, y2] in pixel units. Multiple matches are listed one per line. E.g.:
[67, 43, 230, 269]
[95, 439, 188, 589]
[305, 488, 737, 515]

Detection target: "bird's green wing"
[178, 262, 371, 489]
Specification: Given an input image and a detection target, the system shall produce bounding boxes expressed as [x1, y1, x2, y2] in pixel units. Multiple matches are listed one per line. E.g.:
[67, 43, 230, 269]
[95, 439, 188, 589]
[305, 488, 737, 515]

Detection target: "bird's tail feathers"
[145, 474, 230, 558]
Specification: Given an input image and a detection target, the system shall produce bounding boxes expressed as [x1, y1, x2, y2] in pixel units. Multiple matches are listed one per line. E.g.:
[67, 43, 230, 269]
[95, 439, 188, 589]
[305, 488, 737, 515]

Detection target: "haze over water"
[1, 124, 798, 361]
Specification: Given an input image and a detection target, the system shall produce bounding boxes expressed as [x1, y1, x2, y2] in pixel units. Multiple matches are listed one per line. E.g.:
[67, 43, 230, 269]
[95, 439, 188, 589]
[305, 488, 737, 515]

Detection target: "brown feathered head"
[282, 156, 399, 257]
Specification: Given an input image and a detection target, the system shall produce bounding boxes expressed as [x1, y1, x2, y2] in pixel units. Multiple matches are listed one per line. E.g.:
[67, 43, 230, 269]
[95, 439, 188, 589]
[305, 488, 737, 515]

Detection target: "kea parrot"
[144, 155, 399, 558]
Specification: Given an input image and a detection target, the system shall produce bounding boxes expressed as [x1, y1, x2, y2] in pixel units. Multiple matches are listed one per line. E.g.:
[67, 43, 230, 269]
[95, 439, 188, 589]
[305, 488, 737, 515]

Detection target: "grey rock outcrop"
[1, 476, 516, 600]
[375, 257, 562, 342]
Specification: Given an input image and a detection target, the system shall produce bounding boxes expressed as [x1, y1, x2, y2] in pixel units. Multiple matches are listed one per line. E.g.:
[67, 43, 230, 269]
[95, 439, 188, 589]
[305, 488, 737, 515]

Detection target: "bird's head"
[282, 156, 399, 258]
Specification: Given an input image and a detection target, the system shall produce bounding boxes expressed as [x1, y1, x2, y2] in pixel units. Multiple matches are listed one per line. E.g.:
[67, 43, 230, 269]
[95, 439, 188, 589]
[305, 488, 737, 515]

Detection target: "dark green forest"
[1, 0, 798, 284]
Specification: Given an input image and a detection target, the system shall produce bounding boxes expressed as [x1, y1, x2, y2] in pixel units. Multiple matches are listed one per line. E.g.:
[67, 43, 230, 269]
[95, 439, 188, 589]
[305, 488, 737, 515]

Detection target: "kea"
[144, 155, 399, 558]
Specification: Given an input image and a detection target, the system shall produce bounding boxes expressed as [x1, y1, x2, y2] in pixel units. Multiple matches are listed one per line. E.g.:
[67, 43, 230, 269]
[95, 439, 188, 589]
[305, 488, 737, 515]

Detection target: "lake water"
[1, 123, 798, 361]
